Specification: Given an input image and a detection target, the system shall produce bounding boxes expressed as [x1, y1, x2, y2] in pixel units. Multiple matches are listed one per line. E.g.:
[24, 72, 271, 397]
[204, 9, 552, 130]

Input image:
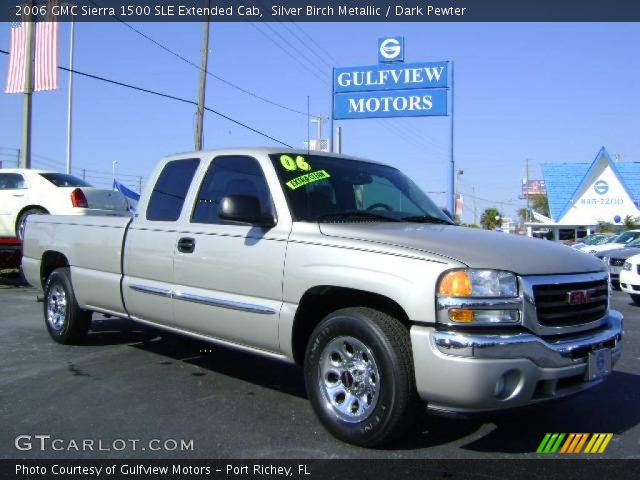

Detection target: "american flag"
[5, 3, 59, 94]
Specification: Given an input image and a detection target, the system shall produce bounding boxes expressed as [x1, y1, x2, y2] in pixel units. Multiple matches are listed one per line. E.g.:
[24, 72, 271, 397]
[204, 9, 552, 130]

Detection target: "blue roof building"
[529, 147, 640, 240]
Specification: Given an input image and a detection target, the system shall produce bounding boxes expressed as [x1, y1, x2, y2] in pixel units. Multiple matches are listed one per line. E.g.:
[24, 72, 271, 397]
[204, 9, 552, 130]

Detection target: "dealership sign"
[332, 39, 449, 120]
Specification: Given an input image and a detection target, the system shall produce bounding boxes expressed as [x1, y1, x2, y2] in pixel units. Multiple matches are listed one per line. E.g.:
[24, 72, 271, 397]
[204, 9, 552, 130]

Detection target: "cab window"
[146, 159, 199, 221]
[191, 156, 272, 224]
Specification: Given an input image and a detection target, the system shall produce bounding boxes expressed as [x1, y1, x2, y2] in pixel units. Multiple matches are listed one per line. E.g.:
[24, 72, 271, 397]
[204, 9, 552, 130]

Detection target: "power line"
[248, 23, 329, 85]
[0, 48, 293, 148]
[86, 0, 314, 118]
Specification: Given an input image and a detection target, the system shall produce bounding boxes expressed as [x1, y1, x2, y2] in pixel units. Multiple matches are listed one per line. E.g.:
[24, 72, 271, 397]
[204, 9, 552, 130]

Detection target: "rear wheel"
[304, 307, 416, 447]
[16, 207, 47, 241]
[43, 267, 91, 344]
[631, 294, 640, 306]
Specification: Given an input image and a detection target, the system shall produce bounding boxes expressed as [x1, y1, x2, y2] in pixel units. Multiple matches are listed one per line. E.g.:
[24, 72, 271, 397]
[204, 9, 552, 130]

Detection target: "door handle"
[177, 237, 195, 253]
[12, 194, 24, 197]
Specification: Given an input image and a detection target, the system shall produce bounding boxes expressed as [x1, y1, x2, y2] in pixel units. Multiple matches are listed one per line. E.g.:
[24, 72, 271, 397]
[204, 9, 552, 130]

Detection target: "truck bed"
[22, 215, 133, 316]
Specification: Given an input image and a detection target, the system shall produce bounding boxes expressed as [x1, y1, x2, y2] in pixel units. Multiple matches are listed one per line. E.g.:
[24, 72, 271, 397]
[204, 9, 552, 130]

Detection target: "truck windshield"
[269, 153, 452, 224]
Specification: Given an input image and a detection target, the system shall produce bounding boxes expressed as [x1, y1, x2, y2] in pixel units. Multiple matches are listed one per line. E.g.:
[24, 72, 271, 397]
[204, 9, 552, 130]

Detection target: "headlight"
[437, 269, 521, 326]
[602, 256, 609, 264]
[623, 261, 632, 271]
[438, 269, 518, 297]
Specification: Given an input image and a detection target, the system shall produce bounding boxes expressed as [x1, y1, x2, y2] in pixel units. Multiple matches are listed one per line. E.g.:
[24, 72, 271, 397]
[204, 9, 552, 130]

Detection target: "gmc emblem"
[567, 289, 597, 305]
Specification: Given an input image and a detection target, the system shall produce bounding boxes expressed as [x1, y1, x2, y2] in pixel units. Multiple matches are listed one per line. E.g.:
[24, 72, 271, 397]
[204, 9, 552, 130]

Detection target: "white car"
[582, 230, 640, 255]
[0, 169, 129, 240]
[620, 253, 640, 305]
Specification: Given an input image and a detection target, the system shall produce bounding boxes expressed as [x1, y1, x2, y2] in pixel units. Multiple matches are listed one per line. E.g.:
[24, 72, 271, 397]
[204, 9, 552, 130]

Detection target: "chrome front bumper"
[410, 310, 623, 412]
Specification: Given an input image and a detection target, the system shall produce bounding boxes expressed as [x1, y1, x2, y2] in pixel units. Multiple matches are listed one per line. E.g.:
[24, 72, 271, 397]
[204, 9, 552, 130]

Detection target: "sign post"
[330, 37, 454, 213]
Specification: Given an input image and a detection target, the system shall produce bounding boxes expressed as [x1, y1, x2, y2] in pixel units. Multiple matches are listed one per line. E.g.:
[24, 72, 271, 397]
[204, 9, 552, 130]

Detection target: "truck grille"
[533, 279, 608, 327]
[609, 258, 625, 267]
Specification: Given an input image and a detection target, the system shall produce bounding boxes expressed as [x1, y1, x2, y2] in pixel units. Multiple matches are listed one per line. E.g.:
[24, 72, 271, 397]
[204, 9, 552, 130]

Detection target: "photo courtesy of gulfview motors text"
[0, 0, 639, 479]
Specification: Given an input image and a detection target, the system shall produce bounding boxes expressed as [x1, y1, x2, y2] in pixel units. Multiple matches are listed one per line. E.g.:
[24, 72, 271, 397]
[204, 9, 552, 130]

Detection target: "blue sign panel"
[334, 62, 448, 94]
[333, 88, 448, 120]
[378, 36, 404, 63]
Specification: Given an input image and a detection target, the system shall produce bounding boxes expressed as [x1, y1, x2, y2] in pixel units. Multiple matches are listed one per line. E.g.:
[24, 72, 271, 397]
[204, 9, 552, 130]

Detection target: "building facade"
[526, 147, 640, 241]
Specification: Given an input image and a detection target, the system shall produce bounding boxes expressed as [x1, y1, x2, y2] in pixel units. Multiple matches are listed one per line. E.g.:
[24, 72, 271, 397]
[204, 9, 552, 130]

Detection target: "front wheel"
[44, 267, 91, 344]
[631, 294, 640, 306]
[304, 307, 416, 447]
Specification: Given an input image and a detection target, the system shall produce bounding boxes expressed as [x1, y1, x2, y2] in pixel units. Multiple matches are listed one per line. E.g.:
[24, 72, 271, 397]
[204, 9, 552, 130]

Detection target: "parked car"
[22, 149, 623, 447]
[0, 169, 129, 240]
[584, 230, 640, 254]
[620, 254, 640, 305]
[572, 233, 617, 250]
[596, 239, 640, 289]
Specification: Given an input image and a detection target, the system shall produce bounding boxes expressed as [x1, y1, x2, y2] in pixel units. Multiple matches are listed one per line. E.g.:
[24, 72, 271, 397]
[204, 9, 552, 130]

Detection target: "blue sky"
[1, 22, 639, 223]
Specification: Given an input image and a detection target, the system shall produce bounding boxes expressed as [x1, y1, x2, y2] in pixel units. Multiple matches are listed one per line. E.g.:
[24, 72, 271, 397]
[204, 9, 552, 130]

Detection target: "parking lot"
[1, 277, 638, 459]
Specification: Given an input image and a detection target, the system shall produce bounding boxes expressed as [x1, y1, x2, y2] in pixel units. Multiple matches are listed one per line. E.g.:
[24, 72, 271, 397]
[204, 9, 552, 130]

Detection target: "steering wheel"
[366, 202, 393, 212]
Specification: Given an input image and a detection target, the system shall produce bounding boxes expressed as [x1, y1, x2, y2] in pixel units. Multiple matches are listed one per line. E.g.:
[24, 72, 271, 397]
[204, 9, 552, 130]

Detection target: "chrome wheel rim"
[17, 215, 28, 241]
[47, 284, 68, 331]
[318, 336, 380, 423]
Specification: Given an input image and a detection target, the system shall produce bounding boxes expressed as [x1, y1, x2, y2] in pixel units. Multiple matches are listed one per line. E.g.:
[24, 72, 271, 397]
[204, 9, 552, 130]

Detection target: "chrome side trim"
[130, 284, 172, 298]
[520, 271, 609, 336]
[129, 284, 276, 315]
[433, 310, 623, 368]
[172, 291, 277, 315]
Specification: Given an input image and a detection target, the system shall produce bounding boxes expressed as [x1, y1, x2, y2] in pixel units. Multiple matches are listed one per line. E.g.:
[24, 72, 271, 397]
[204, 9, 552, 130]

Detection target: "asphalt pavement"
[1, 277, 638, 459]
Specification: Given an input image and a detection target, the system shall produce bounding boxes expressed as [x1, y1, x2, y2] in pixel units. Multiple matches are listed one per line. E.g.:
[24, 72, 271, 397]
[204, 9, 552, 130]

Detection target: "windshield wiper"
[400, 215, 453, 225]
[316, 211, 401, 223]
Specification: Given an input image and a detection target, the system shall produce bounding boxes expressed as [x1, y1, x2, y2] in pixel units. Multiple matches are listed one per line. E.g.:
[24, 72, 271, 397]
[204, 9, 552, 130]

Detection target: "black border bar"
[3, 0, 640, 22]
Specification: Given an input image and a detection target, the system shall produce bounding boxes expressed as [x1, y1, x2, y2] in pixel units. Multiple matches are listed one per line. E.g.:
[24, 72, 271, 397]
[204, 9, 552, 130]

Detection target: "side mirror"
[219, 194, 276, 228]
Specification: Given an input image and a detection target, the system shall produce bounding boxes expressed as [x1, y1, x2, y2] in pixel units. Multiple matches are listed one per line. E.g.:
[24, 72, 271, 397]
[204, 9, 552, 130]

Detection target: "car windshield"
[593, 235, 615, 245]
[625, 238, 640, 248]
[615, 231, 640, 244]
[269, 153, 453, 224]
[40, 173, 92, 188]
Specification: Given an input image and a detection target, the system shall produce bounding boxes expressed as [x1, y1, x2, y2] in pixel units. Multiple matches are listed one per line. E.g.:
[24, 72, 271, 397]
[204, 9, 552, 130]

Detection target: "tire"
[304, 307, 416, 447]
[611, 281, 621, 291]
[43, 267, 91, 344]
[16, 207, 47, 241]
[631, 294, 640, 306]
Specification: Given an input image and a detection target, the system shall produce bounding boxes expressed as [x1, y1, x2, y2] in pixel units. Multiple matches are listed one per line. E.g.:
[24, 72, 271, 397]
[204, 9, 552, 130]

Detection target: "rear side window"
[191, 156, 272, 224]
[39, 173, 91, 187]
[0, 173, 26, 189]
[147, 159, 199, 221]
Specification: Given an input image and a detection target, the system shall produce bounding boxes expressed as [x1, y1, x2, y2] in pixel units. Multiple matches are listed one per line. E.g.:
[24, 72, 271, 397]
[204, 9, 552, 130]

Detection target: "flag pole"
[21, 0, 36, 169]
[65, 16, 75, 175]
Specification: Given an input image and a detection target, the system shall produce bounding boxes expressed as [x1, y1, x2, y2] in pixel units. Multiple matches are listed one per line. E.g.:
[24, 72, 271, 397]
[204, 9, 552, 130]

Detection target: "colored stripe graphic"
[538, 433, 613, 454]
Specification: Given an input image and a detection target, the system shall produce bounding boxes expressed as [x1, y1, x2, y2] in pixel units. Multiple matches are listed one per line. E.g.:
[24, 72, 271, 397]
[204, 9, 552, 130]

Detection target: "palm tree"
[480, 208, 503, 230]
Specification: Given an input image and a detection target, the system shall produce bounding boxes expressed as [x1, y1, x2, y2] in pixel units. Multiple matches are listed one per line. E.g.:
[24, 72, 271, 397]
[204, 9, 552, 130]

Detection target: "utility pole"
[21, 0, 36, 169]
[335, 126, 342, 154]
[525, 158, 531, 223]
[66, 15, 75, 174]
[194, 0, 210, 151]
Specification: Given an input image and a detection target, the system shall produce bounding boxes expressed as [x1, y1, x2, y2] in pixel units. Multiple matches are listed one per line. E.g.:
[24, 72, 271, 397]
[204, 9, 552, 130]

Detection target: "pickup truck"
[22, 148, 623, 447]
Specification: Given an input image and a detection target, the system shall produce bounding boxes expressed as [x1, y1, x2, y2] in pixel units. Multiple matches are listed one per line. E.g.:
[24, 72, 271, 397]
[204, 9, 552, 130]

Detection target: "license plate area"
[586, 348, 612, 381]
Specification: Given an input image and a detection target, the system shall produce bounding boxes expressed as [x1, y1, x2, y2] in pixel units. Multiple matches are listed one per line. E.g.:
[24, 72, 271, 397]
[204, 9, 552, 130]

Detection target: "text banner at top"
[3, 0, 640, 22]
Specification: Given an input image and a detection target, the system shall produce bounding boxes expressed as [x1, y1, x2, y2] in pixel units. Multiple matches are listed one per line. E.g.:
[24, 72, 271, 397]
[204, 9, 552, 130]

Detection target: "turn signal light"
[448, 309, 475, 323]
[70, 188, 88, 208]
[438, 271, 472, 296]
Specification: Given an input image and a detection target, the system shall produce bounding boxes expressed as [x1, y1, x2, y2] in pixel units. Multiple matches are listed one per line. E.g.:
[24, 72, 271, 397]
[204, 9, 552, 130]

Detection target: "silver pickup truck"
[22, 148, 623, 447]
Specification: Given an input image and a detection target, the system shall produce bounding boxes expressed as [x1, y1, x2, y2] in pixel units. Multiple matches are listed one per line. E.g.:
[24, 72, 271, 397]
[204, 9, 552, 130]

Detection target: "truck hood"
[318, 223, 606, 275]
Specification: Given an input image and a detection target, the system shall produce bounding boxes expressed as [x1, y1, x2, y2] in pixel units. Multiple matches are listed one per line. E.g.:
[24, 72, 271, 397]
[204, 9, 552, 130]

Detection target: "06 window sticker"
[279, 154, 312, 172]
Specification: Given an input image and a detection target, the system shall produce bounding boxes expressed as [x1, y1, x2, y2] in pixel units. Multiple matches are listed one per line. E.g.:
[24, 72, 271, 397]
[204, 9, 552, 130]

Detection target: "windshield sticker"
[286, 170, 331, 190]
[280, 154, 312, 172]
